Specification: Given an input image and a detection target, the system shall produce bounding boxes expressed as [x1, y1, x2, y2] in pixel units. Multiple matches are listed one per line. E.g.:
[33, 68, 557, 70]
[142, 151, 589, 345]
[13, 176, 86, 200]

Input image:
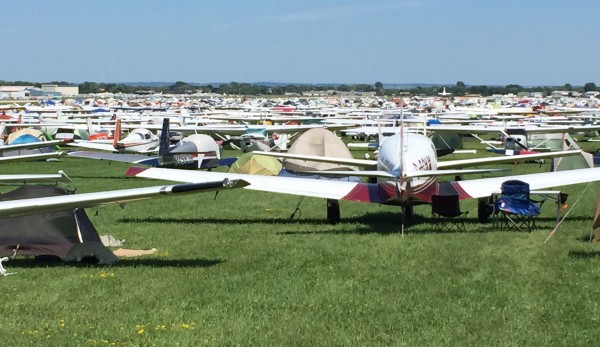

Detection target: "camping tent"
[0, 185, 117, 263]
[283, 128, 358, 172]
[228, 153, 282, 176]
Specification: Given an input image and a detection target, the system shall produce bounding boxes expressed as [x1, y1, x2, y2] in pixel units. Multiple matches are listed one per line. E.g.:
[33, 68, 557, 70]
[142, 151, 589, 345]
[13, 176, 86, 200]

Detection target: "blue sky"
[1, 0, 598, 86]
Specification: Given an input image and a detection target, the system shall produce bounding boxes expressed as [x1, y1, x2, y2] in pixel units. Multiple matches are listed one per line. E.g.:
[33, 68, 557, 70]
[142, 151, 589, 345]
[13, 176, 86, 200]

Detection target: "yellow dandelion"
[137, 328, 145, 335]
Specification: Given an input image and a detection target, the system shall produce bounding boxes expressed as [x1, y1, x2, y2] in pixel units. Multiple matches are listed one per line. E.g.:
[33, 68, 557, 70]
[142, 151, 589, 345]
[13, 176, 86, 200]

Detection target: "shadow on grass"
[118, 212, 592, 236]
[70, 175, 158, 181]
[4, 257, 224, 268]
[576, 234, 596, 243]
[568, 250, 600, 259]
[119, 217, 343, 225]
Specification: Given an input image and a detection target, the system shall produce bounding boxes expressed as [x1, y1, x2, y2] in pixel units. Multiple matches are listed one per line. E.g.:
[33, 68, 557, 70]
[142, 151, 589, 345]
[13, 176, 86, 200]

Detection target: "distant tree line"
[0, 80, 73, 88]
[76, 80, 600, 97]
[1, 80, 597, 97]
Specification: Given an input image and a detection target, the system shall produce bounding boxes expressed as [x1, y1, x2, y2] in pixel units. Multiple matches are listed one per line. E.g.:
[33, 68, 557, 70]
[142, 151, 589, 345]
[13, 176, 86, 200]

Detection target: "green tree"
[374, 81, 384, 96]
[79, 81, 100, 94]
[584, 82, 597, 92]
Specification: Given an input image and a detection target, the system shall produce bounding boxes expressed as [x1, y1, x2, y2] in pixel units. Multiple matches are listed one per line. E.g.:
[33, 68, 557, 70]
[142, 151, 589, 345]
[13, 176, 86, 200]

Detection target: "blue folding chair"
[495, 180, 543, 232]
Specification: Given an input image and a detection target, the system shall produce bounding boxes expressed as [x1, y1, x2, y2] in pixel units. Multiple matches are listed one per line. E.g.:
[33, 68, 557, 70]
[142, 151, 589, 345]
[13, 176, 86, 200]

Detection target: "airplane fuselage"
[376, 132, 438, 203]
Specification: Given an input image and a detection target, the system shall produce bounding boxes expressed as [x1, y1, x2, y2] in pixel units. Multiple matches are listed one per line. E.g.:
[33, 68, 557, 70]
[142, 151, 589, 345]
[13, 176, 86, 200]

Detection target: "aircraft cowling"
[170, 134, 220, 158]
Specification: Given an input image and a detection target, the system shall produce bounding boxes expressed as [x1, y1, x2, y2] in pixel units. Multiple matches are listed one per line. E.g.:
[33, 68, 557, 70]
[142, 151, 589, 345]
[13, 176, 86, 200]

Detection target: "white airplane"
[425, 123, 600, 155]
[69, 119, 237, 169]
[438, 87, 452, 97]
[68, 119, 159, 154]
[125, 131, 600, 229]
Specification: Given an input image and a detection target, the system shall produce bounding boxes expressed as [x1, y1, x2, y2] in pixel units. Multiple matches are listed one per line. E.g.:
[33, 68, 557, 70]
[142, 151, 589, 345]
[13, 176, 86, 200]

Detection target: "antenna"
[399, 100, 405, 178]
[399, 101, 407, 237]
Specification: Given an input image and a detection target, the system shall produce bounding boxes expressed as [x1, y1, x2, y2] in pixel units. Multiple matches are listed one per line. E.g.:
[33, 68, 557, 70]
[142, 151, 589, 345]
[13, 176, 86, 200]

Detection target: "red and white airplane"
[125, 131, 600, 227]
[68, 119, 159, 153]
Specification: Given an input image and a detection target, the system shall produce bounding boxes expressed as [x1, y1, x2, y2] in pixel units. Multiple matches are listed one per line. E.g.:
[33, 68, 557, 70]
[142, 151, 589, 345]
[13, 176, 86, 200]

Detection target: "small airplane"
[125, 130, 598, 231]
[69, 119, 237, 170]
[424, 123, 600, 155]
[68, 119, 160, 154]
[438, 87, 452, 97]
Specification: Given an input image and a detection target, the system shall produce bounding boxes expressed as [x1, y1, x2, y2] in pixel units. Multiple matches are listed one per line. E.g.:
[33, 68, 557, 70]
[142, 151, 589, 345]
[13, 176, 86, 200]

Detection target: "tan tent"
[283, 128, 357, 172]
[228, 153, 282, 176]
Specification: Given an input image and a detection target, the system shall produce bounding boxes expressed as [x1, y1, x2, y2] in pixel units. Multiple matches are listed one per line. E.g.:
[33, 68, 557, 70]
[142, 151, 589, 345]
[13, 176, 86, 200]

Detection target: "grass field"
[3, 143, 600, 346]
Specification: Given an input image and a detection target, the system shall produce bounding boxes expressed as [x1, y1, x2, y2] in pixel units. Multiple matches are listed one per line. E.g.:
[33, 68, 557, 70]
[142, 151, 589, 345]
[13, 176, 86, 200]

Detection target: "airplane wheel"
[404, 205, 413, 219]
[478, 199, 493, 223]
[327, 199, 340, 225]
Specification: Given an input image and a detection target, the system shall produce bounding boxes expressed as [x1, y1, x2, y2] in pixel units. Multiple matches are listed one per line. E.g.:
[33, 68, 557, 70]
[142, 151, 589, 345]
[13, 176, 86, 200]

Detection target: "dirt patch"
[112, 248, 158, 257]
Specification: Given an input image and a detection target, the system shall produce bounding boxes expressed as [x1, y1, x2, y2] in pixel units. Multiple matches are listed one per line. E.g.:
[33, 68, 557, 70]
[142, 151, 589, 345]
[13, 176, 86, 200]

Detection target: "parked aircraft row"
[1, 92, 600, 238]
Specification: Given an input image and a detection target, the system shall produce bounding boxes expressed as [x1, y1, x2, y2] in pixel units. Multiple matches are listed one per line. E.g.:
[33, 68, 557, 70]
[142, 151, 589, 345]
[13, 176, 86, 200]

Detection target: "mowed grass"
[2, 145, 600, 346]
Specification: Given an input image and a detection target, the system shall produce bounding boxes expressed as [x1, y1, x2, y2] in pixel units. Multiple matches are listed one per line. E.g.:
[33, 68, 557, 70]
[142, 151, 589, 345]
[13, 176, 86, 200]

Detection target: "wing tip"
[125, 166, 148, 177]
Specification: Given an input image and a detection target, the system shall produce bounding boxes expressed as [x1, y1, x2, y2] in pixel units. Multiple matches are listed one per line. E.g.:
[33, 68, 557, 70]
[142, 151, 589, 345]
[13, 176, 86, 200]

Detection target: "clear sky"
[1, 0, 598, 86]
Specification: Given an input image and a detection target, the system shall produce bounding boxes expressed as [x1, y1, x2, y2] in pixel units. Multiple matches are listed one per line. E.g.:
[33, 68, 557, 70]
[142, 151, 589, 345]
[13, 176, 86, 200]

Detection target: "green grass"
[2, 144, 600, 346]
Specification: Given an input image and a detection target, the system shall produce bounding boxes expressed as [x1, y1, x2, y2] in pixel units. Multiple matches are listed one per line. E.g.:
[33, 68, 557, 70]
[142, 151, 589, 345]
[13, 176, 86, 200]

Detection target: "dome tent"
[228, 152, 282, 176]
[283, 128, 358, 172]
[0, 185, 117, 264]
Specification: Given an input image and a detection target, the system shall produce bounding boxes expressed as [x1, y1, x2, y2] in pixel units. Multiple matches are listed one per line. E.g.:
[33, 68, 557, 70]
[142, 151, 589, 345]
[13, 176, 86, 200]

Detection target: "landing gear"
[400, 204, 413, 236]
[403, 204, 413, 220]
[477, 198, 494, 223]
[327, 199, 340, 225]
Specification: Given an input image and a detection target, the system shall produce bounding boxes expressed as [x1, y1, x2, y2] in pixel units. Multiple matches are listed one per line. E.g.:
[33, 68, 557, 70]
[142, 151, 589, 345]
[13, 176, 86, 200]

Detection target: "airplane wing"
[0, 151, 66, 163]
[0, 179, 248, 218]
[257, 150, 583, 170]
[125, 167, 364, 201]
[67, 140, 116, 152]
[126, 166, 600, 206]
[120, 124, 352, 136]
[450, 168, 600, 200]
[252, 151, 377, 167]
[437, 150, 581, 169]
[0, 139, 70, 152]
[426, 124, 600, 135]
[0, 170, 71, 183]
[68, 151, 153, 164]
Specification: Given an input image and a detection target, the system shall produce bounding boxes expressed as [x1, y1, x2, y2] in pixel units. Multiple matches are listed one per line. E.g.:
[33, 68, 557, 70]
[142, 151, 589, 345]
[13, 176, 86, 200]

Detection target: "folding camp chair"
[495, 180, 543, 232]
[431, 194, 468, 232]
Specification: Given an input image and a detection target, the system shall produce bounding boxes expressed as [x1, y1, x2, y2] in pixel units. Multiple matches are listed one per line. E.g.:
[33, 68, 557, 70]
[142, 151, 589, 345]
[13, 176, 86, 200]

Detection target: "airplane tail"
[273, 133, 289, 151]
[158, 118, 171, 156]
[112, 118, 121, 148]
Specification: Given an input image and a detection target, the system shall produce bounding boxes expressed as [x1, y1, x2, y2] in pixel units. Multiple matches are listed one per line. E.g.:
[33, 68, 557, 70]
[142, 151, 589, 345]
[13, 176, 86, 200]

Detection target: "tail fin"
[12, 114, 22, 133]
[159, 118, 171, 156]
[112, 118, 121, 148]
